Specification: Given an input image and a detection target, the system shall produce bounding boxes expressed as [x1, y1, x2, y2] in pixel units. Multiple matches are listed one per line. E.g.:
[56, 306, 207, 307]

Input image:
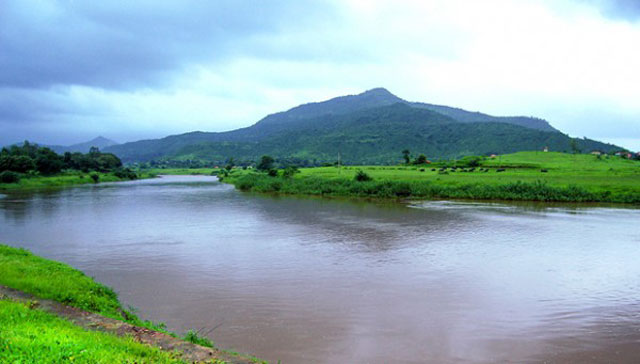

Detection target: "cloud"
[0, 0, 639, 152]
[0, 0, 340, 89]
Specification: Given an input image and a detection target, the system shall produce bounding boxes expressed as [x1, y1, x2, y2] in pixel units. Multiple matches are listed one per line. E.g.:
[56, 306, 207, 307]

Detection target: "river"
[1, 175, 639, 363]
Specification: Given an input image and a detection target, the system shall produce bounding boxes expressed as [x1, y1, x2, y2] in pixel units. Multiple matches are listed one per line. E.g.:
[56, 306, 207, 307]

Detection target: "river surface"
[1, 175, 639, 363]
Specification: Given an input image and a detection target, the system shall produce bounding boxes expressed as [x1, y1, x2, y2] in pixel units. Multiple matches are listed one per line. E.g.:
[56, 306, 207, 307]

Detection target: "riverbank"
[0, 244, 263, 363]
[0, 171, 157, 192]
[224, 152, 640, 204]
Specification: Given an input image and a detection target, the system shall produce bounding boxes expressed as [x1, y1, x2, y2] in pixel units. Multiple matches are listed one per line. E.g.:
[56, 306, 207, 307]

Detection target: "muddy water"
[1, 175, 639, 363]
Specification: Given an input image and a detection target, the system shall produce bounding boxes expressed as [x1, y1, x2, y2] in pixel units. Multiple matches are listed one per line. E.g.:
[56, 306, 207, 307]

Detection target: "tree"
[225, 157, 235, 171]
[413, 154, 427, 165]
[402, 149, 411, 164]
[569, 139, 581, 154]
[257, 155, 274, 171]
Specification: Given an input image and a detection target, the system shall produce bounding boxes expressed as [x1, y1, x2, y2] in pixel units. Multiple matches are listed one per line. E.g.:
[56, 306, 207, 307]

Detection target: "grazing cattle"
[431, 168, 436, 171]
[497, 168, 506, 172]
[541, 169, 548, 173]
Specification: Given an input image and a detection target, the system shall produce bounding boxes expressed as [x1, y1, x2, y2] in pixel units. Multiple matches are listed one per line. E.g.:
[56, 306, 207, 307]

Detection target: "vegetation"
[104, 88, 621, 165]
[0, 142, 144, 191]
[0, 245, 265, 363]
[184, 329, 214, 348]
[0, 300, 187, 364]
[0, 245, 132, 321]
[224, 152, 640, 204]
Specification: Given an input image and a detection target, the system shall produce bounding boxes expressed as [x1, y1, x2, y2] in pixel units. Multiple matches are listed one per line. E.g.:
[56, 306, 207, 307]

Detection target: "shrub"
[90, 173, 100, 183]
[282, 166, 299, 178]
[354, 170, 372, 182]
[267, 169, 278, 177]
[113, 168, 137, 180]
[183, 329, 214, 348]
[0, 171, 20, 183]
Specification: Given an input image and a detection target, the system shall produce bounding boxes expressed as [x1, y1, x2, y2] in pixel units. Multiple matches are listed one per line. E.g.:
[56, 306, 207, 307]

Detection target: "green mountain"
[47, 137, 120, 154]
[105, 88, 619, 165]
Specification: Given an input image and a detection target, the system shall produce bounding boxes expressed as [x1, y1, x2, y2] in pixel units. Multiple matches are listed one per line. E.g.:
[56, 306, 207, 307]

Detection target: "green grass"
[225, 152, 640, 204]
[0, 245, 166, 332]
[0, 171, 156, 192]
[0, 245, 261, 363]
[0, 299, 187, 364]
[0, 245, 125, 320]
[183, 329, 214, 348]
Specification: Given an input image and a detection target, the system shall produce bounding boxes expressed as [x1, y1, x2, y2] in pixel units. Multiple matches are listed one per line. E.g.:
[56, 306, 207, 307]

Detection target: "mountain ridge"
[104, 88, 619, 164]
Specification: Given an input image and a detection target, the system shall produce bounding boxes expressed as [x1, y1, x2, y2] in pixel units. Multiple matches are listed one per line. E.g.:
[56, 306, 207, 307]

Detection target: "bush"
[354, 170, 372, 182]
[0, 171, 20, 183]
[113, 168, 137, 180]
[267, 169, 278, 177]
[90, 173, 100, 183]
[183, 329, 214, 348]
[282, 166, 299, 178]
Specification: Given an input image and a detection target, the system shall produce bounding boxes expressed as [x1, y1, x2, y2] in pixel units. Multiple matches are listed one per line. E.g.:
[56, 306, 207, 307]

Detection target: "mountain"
[48, 137, 119, 154]
[105, 88, 619, 165]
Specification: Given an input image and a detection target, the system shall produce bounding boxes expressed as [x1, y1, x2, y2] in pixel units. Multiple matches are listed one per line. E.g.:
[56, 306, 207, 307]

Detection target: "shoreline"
[0, 244, 265, 363]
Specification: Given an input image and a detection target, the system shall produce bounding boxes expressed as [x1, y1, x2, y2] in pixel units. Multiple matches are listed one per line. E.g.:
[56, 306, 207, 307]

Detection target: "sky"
[1, 0, 639, 151]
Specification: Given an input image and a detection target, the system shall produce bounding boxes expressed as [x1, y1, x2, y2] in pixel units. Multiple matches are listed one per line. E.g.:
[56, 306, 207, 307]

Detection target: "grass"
[0, 244, 171, 333]
[0, 299, 187, 364]
[224, 152, 640, 204]
[0, 171, 156, 192]
[0, 245, 126, 320]
[184, 329, 214, 348]
[0, 244, 264, 363]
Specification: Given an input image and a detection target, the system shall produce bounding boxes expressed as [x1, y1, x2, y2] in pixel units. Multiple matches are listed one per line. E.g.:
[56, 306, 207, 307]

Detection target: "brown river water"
[1, 175, 639, 363]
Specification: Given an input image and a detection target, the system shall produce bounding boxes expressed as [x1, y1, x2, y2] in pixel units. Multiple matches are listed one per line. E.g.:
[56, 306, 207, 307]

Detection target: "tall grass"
[230, 173, 640, 204]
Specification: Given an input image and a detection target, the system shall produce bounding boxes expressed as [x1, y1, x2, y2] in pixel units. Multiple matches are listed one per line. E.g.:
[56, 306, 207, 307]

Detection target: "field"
[225, 152, 640, 204]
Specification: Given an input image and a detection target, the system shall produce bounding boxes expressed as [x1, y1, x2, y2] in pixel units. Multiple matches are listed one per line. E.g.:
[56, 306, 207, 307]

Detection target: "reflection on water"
[1, 175, 640, 363]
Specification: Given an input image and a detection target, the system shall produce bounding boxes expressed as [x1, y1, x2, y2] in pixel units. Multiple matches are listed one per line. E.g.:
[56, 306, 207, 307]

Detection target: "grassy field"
[0, 300, 187, 364]
[225, 152, 640, 204]
[0, 171, 156, 192]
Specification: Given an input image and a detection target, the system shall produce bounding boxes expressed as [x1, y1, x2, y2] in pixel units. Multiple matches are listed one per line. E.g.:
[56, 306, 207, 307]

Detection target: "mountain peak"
[361, 87, 393, 96]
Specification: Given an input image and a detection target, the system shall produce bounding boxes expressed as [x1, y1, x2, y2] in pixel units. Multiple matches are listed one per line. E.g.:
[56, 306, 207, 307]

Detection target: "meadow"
[225, 152, 640, 204]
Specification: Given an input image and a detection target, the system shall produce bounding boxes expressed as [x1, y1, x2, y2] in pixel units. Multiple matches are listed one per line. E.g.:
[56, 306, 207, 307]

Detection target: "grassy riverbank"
[0, 300, 187, 363]
[0, 171, 156, 192]
[0, 244, 259, 363]
[225, 152, 640, 204]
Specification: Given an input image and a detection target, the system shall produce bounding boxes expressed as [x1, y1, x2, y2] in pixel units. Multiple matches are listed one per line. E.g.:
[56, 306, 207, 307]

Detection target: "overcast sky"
[1, 0, 639, 150]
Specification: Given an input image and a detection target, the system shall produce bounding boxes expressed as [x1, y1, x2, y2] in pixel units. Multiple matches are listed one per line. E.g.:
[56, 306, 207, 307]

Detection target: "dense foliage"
[0, 142, 136, 185]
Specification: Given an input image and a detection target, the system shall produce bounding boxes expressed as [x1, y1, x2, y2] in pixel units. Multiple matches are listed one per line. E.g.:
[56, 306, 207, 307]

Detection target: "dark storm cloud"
[0, 0, 339, 90]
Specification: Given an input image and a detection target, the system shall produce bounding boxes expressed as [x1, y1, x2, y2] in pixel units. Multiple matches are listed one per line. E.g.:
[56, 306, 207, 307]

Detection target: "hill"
[48, 137, 119, 154]
[105, 88, 619, 165]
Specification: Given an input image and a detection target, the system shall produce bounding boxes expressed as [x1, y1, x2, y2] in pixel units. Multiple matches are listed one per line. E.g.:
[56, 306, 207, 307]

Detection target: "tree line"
[0, 142, 132, 183]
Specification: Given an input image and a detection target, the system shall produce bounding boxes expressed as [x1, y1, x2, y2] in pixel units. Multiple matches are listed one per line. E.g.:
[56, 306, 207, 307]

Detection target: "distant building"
[543, 146, 548, 152]
[490, 154, 497, 158]
[590, 150, 602, 156]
